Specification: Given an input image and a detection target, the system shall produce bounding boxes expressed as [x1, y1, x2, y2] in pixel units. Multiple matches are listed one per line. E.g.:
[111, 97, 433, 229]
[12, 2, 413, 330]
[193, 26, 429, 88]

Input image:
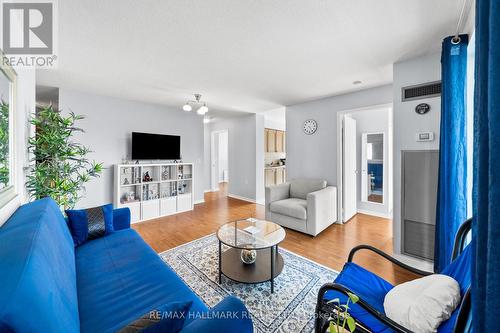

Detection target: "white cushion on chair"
[383, 274, 461, 333]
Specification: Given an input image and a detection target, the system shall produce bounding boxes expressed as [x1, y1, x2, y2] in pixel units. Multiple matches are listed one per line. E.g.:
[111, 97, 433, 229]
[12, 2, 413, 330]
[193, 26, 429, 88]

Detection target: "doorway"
[337, 105, 393, 223]
[211, 129, 229, 193]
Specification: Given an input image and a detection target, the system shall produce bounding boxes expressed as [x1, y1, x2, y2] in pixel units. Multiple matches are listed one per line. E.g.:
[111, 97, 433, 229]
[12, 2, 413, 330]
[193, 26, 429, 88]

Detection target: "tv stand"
[113, 163, 194, 223]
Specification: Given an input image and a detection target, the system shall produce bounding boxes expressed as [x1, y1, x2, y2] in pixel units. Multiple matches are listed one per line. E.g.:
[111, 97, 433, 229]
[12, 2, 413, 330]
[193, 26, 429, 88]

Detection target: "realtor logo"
[1, 0, 57, 68]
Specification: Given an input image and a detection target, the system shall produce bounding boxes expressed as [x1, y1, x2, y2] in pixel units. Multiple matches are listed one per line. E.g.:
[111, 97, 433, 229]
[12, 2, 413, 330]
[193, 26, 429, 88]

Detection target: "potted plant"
[327, 292, 359, 333]
[26, 105, 103, 210]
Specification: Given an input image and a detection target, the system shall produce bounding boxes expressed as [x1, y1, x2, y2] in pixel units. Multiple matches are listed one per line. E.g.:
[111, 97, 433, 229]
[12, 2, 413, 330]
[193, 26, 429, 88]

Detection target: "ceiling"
[37, 0, 463, 114]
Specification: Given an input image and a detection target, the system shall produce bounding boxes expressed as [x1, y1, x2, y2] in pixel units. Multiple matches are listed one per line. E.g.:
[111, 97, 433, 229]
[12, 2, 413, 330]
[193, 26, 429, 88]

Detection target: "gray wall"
[286, 84, 393, 186]
[209, 114, 264, 203]
[59, 89, 205, 208]
[392, 53, 441, 256]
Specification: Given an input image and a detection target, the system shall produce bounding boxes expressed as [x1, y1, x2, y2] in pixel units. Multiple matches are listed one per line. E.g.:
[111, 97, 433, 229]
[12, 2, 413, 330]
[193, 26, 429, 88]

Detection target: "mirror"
[361, 133, 384, 204]
[0, 56, 16, 198]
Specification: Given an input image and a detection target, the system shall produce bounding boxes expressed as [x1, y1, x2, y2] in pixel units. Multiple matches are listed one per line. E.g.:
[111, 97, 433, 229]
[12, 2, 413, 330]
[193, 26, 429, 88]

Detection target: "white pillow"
[383, 274, 461, 333]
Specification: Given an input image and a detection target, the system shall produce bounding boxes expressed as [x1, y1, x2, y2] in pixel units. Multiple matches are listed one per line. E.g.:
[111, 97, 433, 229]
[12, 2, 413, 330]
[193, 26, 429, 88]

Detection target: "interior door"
[343, 115, 357, 222]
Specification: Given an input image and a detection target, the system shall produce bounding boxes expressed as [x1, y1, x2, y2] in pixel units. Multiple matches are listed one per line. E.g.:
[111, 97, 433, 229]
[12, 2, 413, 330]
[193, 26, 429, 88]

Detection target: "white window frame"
[0, 50, 18, 210]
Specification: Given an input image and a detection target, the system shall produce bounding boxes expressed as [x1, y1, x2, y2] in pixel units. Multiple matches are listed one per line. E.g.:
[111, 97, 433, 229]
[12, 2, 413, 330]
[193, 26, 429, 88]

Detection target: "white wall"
[203, 123, 211, 192]
[218, 131, 228, 182]
[392, 53, 441, 257]
[209, 114, 264, 203]
[264, 107, 286, 131]
[349, 107, 392, 217]
[0, 69, 36, 226]
[286, 84, 393, 186]
[59, 89, 205, 208]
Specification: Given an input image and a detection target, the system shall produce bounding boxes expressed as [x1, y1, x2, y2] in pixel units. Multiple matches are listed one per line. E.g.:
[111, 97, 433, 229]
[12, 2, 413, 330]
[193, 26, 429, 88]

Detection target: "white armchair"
[265, 179, 337, 236]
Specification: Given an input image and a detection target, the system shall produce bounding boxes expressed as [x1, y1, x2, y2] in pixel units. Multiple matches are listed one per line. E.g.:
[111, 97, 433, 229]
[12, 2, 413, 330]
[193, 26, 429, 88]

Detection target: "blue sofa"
[0, 198, 253, 333]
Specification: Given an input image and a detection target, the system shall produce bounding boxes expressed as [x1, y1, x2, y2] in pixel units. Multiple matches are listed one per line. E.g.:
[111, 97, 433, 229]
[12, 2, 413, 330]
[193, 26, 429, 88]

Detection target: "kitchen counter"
[265, 165, 286, 169]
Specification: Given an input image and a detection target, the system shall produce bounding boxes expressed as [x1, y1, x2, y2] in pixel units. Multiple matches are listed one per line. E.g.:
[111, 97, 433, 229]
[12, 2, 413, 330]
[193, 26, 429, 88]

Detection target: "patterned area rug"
[160, 234, 338, 333]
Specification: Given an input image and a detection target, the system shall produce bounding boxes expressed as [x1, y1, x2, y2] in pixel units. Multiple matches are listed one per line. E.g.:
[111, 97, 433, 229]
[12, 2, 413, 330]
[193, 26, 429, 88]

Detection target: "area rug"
[160, 234, 338, 333]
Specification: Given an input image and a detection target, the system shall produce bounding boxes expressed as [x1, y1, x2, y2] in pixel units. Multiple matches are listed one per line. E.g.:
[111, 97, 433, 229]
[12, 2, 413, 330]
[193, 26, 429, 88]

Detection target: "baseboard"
[356, 209, 392, 219]
[393, 253, 434, 272]
[227, 193, 256, 203]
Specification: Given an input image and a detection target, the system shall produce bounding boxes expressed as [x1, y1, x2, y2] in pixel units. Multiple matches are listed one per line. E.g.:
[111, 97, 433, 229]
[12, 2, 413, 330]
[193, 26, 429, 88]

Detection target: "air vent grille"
[402, 81, 441, 102]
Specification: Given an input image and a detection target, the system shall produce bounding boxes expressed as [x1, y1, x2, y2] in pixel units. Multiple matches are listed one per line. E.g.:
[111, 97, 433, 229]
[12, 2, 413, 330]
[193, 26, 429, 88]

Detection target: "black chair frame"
[314, 218, 472, 333]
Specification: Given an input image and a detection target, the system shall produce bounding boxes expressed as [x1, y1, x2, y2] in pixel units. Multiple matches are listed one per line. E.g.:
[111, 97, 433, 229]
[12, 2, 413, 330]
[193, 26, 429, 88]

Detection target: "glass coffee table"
[216, 218, 286, 293]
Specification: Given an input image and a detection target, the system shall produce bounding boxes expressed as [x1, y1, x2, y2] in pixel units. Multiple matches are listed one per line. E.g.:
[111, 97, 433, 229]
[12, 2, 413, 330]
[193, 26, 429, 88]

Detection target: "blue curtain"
[434, 34, 469, 273]
[472, 1, 500, 331]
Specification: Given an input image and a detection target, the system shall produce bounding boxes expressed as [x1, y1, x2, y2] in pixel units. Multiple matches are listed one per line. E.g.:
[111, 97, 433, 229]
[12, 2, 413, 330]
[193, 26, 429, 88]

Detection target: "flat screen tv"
[132, 132, 181, 160]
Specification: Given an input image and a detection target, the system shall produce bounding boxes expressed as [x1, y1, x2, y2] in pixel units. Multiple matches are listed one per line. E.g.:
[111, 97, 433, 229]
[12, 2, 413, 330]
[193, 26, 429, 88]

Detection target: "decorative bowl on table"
[240, 249, 257, 265]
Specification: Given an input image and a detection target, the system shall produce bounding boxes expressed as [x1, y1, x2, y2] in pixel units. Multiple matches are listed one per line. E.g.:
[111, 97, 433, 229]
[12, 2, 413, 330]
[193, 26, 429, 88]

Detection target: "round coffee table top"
[217, 218, 286, 250]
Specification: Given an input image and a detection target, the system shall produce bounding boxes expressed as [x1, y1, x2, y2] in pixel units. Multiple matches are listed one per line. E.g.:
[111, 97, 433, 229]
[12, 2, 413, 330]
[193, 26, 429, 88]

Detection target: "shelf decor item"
[26, 106, 103, 210]
[114, 163, 194, 223]
[240, 249, 257, 265]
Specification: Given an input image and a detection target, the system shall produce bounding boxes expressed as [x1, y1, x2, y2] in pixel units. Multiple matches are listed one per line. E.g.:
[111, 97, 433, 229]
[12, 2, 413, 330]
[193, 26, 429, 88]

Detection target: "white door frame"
[211, 129, 228, 191]
[342, 115, 357, 222]
[336, 103, 392, 223]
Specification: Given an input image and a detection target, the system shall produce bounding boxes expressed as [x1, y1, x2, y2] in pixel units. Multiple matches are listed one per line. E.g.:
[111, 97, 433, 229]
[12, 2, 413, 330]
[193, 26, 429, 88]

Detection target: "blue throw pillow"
[66, 204, 114, 246]
[118, 301, 193, 333]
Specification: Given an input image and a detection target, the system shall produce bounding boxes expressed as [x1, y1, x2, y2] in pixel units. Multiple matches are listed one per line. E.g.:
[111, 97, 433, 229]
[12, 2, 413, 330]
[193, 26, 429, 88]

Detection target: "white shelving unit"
[114, 163, 194, 223]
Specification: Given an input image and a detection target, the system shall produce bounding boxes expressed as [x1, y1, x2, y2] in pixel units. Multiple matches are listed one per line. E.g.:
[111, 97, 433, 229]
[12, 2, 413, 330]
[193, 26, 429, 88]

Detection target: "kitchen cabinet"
[265, 167, 286, 186]
[268, 129, 276, 152]
[275, 167, 284, 185]
[264, 128, 286, 153]
[276, 131, 284, 153]
[265, 169, 275, 186]
[264, 129, 269, 152]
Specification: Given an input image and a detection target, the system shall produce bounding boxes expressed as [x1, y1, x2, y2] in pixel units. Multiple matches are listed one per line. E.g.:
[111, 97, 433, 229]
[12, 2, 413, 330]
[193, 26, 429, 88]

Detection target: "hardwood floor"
[133, 183, 419, 285]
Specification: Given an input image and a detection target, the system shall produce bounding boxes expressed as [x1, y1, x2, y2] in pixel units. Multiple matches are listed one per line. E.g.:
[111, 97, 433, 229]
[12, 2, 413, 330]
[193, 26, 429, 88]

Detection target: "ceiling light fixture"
[203, 116, 211, 124]
[182, 94, 208, 115]
[353, 80, 362, 85]
[197, 104, 208, 115]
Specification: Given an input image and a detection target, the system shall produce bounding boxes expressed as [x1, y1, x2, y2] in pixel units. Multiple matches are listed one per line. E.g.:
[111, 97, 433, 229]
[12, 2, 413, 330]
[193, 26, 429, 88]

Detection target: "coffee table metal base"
[218, 242, 283, 293]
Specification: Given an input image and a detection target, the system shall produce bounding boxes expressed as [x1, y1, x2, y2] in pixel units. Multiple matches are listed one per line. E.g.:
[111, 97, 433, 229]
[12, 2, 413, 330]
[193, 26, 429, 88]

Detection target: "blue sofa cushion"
[76, 228, 208, 333]
[324, 262, 394, 333]
[180, 296, 254, 333]
[119, 301, 193, 333]
[0, 198, 80, 333]
[66, 204, 114, 246]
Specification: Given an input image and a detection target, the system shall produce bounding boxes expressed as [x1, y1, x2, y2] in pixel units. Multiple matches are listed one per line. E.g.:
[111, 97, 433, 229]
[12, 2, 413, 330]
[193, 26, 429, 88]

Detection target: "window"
[0, 51, 17, 208]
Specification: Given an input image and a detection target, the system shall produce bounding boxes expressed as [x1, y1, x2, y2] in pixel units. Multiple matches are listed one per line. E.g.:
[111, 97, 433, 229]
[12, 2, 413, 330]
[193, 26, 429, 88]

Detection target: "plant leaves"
[346, 316, 356, 332]
[327, 298, 340, 305]
[25, 105, 103, 210]
[347, 292, 359, 304]
[329, 321, 338, 333]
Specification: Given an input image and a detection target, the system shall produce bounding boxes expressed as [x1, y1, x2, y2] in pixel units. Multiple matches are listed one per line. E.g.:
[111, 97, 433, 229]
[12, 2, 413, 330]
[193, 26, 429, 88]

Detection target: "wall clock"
[303, 119, 318, 135]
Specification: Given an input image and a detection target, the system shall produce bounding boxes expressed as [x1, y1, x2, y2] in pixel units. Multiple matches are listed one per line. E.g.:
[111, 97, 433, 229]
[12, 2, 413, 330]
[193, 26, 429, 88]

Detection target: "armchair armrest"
[306, 186, 337, 236]
[180, 296, 253, 333]
[113, 207, 131, 231]
[348, 245, 433, 276]
[315, 283, 413, 333]
[265, 183, 290, 203]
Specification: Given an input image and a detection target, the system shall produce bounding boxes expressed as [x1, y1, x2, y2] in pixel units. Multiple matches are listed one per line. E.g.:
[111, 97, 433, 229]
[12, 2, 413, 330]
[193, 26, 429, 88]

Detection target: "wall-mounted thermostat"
[416, 132, 434, 142]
